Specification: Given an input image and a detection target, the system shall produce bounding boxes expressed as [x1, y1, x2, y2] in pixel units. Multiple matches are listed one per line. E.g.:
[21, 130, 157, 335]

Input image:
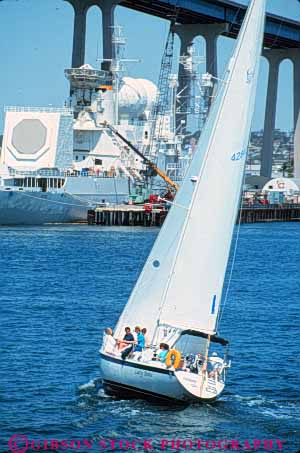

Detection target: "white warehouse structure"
[262, 177, 300, 193]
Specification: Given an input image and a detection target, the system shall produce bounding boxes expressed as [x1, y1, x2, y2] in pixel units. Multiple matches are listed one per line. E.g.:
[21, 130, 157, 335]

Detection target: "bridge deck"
[120, 0, 300, 49]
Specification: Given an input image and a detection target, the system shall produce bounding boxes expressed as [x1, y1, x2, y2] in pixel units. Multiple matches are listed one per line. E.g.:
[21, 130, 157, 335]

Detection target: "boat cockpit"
[102, 325, 230, 384]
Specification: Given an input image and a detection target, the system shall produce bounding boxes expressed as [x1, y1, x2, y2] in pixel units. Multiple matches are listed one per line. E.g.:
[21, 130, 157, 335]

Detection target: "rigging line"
[158, 197, 189, 211]
[69, 192, 96, 204]
[205, 2, 257, 110]
[269, 20, 283, 50]
[216, 23, 261, 327]
[13, 190, 92, 207]
[217, 162, 246, 330]
[68, 191, 119, 206]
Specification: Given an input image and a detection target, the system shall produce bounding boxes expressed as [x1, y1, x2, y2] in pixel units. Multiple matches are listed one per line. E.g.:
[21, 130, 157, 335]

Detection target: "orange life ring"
[165, 349, 181, 369]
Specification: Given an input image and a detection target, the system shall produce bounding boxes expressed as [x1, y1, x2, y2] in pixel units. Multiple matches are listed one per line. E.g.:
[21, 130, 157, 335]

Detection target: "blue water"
[0, 224, 299, 453]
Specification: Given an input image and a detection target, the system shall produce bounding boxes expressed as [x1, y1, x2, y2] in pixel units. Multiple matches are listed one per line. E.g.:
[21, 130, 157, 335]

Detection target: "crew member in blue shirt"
[157, 343, 169, 363]
[133, 326, 145, 352]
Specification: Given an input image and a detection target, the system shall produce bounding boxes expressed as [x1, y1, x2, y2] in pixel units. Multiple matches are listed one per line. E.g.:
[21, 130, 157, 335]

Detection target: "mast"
[114, 0, 266, 341]
[101, 26, 140, 125]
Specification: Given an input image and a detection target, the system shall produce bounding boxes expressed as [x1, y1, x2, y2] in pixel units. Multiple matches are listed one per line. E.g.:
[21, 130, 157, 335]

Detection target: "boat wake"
[78, 378, 98, 392]
[226, 393, 300, 420]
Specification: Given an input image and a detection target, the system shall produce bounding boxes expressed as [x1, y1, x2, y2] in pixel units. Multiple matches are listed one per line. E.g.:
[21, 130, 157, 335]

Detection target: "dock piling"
[88, 204, 300, 227]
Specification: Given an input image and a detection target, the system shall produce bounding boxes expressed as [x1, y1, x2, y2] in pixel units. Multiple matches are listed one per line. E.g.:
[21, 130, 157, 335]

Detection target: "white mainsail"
[115, 0, 266, 341]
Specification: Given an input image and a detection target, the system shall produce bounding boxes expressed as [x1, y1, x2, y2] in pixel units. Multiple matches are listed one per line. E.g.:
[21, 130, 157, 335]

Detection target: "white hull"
[100, 352, 225, 403]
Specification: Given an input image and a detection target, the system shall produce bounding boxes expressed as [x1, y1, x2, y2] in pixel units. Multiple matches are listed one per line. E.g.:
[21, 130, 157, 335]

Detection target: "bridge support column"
[174, 24, 198, 131]
[174, 23, 227, 130]
[65, 0, 120, 70]
[97, 0, 121, 71]
[261, 50, 283, 178]
[65, 0, 91, 67]
[293, 52, 300, 178]
[201, 24, 228, 111]
[201, 24, 228, 78]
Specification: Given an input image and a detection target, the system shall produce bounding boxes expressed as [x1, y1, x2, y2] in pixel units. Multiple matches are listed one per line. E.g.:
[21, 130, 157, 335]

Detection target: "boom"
[102, 121, 179, 192]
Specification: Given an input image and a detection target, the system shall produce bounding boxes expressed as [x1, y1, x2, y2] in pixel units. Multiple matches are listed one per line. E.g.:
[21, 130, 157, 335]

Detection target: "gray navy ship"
[0, 27, 215, 225]
[0, 63, 157, 225]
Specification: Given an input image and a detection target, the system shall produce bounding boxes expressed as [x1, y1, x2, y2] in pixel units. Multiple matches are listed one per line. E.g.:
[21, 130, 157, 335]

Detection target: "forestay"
[114, 0, 266, 341]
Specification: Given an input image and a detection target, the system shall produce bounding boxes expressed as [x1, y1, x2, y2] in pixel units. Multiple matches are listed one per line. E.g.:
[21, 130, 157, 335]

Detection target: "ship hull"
[0, 190, 88, 225]
[0, 176, 130, 225]
[100, 353, 224, 403]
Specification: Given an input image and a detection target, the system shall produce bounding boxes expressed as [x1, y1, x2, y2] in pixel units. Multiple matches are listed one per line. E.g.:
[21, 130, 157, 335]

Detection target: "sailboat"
[100, 0, 266, 403]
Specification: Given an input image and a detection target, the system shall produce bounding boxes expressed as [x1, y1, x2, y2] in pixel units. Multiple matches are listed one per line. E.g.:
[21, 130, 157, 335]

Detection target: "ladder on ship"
[145, 19, 178, 161]
[108, 130, 143, 182]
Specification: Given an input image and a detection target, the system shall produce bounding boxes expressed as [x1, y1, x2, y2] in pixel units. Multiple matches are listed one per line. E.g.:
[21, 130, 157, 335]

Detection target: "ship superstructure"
[0, 25, 214, 224]
[65, 63, 156, 179]
[146, 26, 214, 190]
[0, 27, 160, 224]
[0, 74, 156, 224]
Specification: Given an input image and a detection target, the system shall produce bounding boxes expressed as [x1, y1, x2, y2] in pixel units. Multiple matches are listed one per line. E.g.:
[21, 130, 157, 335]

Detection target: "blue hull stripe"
[100, 352, 174, 376]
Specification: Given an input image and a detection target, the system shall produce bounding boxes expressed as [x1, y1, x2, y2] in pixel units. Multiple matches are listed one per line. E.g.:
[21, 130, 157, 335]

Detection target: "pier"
[87, 203, 300, 226]
[87, 204, 167, 227]
[240, 204, 300, 224]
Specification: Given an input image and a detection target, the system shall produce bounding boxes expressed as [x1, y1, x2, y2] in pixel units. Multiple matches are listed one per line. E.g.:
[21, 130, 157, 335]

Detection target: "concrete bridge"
[29, 0, 300, 177]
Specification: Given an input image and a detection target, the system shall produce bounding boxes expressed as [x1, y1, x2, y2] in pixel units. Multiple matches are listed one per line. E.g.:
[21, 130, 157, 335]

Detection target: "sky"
[0, 0, 299, 134]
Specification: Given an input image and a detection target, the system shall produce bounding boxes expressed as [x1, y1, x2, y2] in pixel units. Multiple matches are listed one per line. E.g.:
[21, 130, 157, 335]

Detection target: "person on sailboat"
[208, 352, 223, 378]
[141, 328, 149, 347]
[118, 327, 135, 359]
[157, 343, 169, 363]
[132, 326, 145, 352]
[103, 328, 117, 354]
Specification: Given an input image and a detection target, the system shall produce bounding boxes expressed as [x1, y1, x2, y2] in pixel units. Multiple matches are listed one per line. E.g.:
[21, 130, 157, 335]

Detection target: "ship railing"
[65, 68, 107, 79]
[166, 162, 189, 181]
[241, 202, 300, 209]
[4, 106, 73, 114]
[74, 170, 131, 179]
[166, 162, 186, 170]
[5, 168, 128, 179]
[7, 169, 67, 178]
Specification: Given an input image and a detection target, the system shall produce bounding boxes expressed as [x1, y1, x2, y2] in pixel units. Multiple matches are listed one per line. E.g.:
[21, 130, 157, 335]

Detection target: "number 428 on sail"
[231, 149, 247, 161]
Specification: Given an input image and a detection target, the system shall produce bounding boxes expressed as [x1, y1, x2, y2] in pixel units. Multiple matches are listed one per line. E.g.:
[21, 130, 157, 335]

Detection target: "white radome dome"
[119, 77, 157, 117]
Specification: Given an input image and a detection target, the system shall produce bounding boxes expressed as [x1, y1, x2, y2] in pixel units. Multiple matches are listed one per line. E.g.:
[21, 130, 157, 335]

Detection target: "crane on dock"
[146, 24, 176, 160]
[102, 121, 179, 193]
